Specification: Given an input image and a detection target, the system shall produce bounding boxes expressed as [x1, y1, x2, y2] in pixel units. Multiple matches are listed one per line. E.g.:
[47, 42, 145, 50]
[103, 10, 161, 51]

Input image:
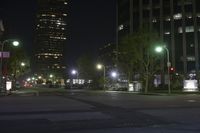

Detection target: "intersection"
[0, 90, 200, 133]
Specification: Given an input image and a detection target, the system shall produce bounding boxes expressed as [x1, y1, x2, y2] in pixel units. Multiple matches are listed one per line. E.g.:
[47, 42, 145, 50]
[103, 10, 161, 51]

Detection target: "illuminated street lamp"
[49, 74, 54, 78]
[0, 40, 20, 92]
[96, 64, 106, 89]
[27, 78, 31, 82]
[71, 69, 78, 87]
[71, 69, 78, 79]
[111, 71, 118, 79]
[155, 45, 171, 94]
[21, 62, 25, 67]
[12, 41, 19, 47]
[71, 70, 77, 75]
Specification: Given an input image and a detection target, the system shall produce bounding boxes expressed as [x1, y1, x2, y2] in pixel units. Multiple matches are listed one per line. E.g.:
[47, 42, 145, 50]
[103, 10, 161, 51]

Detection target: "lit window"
[118, 24, 124, 31]
[174, 13, 182, 20]
[187, 56, 195, 61]
[165, 17, 171, 21]
[41, 14, 47, 16]
[187, 15, 192, 19]
[152, 19, 157, 23]
[164, 32, 170, 35]
[178, 26, 194, 33]
[190, 44, 194, 48]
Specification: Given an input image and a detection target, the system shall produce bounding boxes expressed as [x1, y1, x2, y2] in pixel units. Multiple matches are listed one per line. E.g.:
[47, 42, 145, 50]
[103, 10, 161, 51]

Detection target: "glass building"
[118, 0, 200, 76]
[34, 0, 68, 77]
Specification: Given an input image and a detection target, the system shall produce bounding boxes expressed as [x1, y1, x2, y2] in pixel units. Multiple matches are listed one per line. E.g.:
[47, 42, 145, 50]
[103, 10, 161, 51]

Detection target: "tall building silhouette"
[118, 0, 200, 76]
[34, 0, 68, 77]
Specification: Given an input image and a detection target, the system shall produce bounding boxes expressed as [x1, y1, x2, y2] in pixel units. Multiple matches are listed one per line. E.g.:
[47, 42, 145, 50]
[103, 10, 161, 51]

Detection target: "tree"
[119, 28, 162, 93]
[77, 54, 95, 79]
[7, 47, 30, 78]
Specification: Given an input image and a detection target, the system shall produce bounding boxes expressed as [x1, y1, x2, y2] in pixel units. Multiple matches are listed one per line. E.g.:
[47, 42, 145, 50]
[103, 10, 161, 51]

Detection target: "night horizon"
[0, 0, 116, 66]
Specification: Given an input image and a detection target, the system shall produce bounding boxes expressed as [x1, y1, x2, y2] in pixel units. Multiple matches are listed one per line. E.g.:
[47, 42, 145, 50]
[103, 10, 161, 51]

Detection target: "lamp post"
[155, 45, 171, 94]
[96, 64, 106, 89]
[0, 40, 19, 92]
[111, 71, 118, 79]
[49, 74, 54, 85]
[71, 69, 78, 79]
[71, 69, 78, 84]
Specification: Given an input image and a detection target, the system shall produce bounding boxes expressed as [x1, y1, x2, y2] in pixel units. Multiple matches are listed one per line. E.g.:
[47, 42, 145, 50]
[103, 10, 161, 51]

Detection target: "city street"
[0, 90, 200, 133]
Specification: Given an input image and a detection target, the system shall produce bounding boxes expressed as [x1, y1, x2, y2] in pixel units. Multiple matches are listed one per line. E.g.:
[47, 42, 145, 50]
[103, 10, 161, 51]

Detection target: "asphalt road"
[0, 90, 200, 133]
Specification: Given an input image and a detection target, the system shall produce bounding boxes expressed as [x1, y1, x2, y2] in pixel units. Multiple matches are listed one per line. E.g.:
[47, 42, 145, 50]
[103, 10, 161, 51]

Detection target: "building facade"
[118, 0, 200, 76]
[34, 0, 68, 77]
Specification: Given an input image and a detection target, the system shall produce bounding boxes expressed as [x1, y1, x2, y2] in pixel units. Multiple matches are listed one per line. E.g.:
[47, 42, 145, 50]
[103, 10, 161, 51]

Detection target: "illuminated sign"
[0, 52, 10, 58]
[129, 83, 134, 91]
[6, 81, 12, 91]
[183, 80, 198, 92]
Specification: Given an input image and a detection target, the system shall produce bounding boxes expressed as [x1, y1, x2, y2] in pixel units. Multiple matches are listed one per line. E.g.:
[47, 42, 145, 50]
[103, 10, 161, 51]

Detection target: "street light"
[96, 64, 106, 89]
[111, 71, 118, 79]
[12, 41, 19, 47]
[71, 69, 79, 88]
[49, 74, 55, 85]
[21, 62, 25, 67]
[49, 74, 53, 78]
[71, 69, 78, 81]
[0, 40, 20, 92]
[155, 45, 171, 94]
[71, 70, 77, 75]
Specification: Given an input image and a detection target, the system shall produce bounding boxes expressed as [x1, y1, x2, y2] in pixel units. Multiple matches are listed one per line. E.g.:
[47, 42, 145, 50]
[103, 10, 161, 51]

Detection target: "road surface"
[0, 90, 200, 133]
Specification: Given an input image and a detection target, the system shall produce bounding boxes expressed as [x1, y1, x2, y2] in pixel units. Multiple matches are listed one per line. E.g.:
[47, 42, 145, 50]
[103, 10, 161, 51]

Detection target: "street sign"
[0, 52, 10, 58]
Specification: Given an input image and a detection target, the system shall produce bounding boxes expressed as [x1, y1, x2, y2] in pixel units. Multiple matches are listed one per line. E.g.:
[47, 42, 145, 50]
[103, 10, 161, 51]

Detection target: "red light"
[169, 67, 175, 73]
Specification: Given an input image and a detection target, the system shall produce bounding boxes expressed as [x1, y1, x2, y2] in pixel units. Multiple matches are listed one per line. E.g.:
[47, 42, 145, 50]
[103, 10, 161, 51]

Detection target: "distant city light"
[96, 64, 103, 70]
[49, 74, 54, 78]
[21, 62, 25, 67]
[71, 70, 77, 75]
[111, 71, 118, 78]
[27, 78, 31, 82]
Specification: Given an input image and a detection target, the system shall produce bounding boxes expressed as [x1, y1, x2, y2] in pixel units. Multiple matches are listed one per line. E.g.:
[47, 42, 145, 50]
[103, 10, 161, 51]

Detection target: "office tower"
[118, 0, 200, 75]
[34, 0, 68, 77]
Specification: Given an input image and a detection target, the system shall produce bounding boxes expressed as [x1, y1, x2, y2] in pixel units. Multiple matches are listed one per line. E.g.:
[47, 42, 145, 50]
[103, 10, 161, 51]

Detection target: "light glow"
[12, 41, 19, 46]
[21, 62, 25, 67]
[111, 71, 118, 78]
[155, 46, 163, 53]
[97, 64, 103, 70]
[183, 80, 198, 92]
[71, 70, 77, 75]
[49, 74, 53, 78]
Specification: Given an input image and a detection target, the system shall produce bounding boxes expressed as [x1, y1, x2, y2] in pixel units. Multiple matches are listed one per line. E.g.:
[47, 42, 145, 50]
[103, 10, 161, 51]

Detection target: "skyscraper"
[34, 0, 68, 77]
[118, 0, 200, 76]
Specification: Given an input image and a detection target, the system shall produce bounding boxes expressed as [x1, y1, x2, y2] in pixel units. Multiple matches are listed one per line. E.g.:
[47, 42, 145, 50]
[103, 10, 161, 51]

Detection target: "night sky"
[0, 0, 116, 66]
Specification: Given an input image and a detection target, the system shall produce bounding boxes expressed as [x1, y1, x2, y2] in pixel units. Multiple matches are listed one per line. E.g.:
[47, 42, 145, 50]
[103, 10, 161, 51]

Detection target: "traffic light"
[169, 67, 175, 73]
